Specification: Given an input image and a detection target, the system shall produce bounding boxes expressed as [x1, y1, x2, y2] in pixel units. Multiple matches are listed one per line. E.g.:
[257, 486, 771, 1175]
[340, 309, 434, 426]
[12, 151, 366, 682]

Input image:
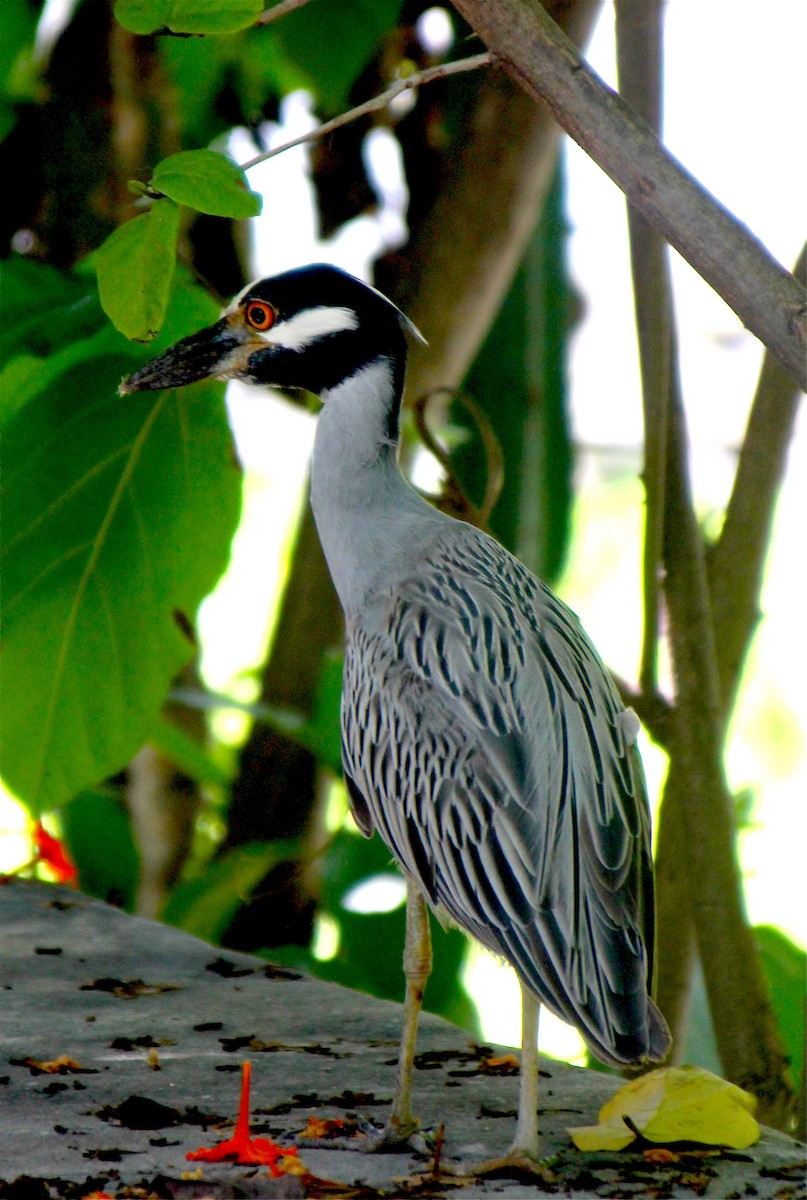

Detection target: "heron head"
[119, 264, 424, 398]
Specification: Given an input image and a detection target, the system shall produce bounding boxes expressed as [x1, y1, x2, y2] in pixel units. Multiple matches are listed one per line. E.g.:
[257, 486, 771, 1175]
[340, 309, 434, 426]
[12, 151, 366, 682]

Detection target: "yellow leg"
[444, 980, 552, 1180]
[511, 982, 540, 1159]
[388, 877, 432, 1140]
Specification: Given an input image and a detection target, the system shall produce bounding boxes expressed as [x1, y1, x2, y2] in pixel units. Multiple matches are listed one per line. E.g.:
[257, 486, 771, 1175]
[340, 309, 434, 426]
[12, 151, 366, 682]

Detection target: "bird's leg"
[386, 877, 432, 1142]
[510, 982, 540, 1159]
[450, 982, 553, 1181]
[300, 879, 432, 1154]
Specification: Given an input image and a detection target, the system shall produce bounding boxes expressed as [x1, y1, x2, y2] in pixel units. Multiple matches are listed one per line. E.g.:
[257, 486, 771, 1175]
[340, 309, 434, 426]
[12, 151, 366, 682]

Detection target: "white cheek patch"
[257, 305, 359, 351]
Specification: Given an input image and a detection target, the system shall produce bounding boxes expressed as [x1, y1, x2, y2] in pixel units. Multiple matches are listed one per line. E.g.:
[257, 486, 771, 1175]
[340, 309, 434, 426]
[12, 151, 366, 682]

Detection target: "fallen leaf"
[570, 1121, 635, 1151]
[301, 1115, 346, 1139]
[479, 1053, 520, 1075]
[643, 1147, 680, 1163]
[186, 1060, 300, 1173]
[12, 1054, 95, 1075]
[79, 976, 179, 998]
[569, 1065, 760, 1151]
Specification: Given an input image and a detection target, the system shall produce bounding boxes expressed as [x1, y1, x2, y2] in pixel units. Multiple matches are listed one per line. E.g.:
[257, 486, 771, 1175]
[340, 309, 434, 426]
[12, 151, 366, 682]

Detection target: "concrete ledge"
[1, 879, 803, 1197]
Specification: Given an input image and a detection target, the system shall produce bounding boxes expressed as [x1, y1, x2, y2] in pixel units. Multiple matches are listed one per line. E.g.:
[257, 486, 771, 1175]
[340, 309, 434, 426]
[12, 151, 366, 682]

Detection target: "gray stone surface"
[0, 879, 803, 1198]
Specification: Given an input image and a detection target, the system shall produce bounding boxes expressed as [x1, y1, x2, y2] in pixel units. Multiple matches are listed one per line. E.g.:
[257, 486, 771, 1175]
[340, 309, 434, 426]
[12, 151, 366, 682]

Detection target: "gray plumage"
[312, 356, 668, 1068]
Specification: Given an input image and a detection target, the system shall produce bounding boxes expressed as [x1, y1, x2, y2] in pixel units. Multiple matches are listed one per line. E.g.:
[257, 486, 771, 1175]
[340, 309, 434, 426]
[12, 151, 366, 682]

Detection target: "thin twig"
[412, 387, 505, 530]
[257, 0, 315, 25]
[240, 52, 496, 172]
[615, 0, 668, 697]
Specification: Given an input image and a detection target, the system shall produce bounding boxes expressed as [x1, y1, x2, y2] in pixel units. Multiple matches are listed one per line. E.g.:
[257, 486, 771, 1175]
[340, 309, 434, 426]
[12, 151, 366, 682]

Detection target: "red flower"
[187, 1061, 299, 1174]
[33, 821, 77, 884]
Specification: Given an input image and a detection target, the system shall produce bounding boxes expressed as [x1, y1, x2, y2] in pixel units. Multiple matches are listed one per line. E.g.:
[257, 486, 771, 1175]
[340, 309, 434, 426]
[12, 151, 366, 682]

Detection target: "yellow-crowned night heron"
[121, 264, 670, 1164]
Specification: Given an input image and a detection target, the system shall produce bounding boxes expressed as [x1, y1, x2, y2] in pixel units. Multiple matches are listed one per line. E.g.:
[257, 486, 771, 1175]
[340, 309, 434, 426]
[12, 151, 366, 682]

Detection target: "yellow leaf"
[569, 1121, 636, 1151]
[569, 1066, 760, 1153]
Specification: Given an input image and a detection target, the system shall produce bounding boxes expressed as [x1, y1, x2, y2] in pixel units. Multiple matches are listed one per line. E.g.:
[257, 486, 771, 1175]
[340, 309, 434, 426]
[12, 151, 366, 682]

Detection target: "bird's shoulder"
[351, 521, 613, 727]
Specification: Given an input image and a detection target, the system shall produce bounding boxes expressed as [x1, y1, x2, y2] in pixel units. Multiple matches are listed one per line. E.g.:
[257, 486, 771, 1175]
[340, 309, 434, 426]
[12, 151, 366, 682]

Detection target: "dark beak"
[119, 318, 242, 394]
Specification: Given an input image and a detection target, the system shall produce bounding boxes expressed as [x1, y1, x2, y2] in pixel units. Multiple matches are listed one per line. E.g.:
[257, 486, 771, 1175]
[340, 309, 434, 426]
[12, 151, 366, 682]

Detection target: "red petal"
[33, 821, 78, 884]
[186, 1061, 299, 1170]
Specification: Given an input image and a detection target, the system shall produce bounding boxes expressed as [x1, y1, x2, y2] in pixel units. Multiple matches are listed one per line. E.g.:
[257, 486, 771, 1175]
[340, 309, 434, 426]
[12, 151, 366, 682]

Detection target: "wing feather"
[341, 523, 668, 1065]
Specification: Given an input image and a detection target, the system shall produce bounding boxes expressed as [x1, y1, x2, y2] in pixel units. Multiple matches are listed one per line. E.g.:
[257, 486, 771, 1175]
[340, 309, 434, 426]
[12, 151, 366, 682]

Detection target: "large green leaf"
[115, 0, 263, 35]
[0, 278, 242, 815]
[0, 259, 106, 368]
[60, 788, 140, 911]
[95, 199, 180, 341]
[151, 150, 261, 219]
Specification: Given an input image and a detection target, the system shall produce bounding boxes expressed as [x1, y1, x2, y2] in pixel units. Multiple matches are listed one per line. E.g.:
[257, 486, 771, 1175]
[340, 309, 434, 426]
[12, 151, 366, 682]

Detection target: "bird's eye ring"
[245, 300, 275, 331]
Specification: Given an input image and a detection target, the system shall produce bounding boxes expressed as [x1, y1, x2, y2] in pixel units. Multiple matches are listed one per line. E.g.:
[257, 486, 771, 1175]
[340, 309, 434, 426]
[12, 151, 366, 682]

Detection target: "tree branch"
[450, 0, 806, 388]
[614, 0, 668, 696]
[708, 244, 806, 715]
[662, 371, 794, 1127]
[257, 0, 316, 25]
[614, 0, 696, 1071]
[239, 52, 496, 173]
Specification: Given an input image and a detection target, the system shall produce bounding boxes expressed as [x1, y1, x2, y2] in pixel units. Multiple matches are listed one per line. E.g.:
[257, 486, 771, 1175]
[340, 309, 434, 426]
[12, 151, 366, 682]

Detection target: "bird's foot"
[297, 1111, 434, 1157]
[445, 1147, 557, 1185]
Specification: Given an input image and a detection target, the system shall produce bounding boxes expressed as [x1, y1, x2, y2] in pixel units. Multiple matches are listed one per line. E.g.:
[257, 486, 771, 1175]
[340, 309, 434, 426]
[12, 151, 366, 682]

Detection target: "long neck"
[310, 358, 442, 615]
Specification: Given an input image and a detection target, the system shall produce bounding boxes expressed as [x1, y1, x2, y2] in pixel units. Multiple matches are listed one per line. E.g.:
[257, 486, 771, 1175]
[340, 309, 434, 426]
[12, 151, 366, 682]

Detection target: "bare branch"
[451, 0, 806, 388]
[615, 0, 695, 1065]
[257, 0, 315, 26]
[611, 673, 673, 750]
[708, 244, 806, 714]
[615, 0, 668, 696]
[240, 52, 496, 173]
[412, 388, 505, 529]
[661, 376, 794, 1127]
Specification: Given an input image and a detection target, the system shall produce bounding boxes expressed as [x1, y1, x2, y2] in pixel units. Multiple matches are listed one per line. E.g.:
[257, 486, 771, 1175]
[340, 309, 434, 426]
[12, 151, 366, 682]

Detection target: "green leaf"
[0, 356, 46, 426]
[269, 0, 405, 113]
[150, 714, 231, 787]
[0, 0, 41, 107]
[0, 258, 107, 368]
[115, 0, 263, 35]
[305, 649, 344, 774]
[60, 788, 140, 911]
[151, 149, 260, 218]
[96, 199, 180, 341]
[755, 925, 806, 1087]
[162, 841, 296, 941]
[0, 283, 242, 814]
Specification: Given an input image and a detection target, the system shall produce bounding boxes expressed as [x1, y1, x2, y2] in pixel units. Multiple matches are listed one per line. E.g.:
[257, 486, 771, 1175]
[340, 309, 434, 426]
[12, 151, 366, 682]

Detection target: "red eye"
[245, 300, 275, 331]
